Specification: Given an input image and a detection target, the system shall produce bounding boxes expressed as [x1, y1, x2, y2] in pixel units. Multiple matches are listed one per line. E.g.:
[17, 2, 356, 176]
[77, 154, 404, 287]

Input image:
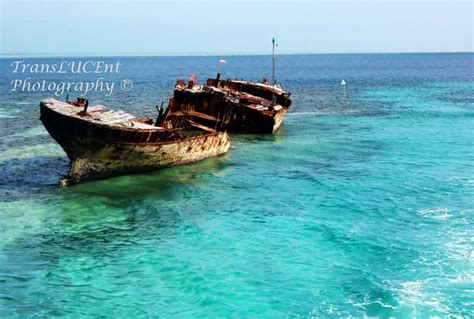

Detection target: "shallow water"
[0, 53, 473, 317]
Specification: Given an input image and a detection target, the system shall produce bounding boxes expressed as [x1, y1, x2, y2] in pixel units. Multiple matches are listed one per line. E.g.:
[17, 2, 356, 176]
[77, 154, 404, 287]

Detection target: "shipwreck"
[165, 39, 291, 133]
[167, 74, 292, 134]
[40, 97, 230, 186]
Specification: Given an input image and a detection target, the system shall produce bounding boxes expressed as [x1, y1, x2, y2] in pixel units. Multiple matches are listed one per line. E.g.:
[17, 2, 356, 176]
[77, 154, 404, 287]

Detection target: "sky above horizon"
[1, 0, 473, 56]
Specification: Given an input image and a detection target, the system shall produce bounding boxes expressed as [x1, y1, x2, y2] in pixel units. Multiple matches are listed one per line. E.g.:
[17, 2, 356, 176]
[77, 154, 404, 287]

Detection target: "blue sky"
[1, 0, 472, 56]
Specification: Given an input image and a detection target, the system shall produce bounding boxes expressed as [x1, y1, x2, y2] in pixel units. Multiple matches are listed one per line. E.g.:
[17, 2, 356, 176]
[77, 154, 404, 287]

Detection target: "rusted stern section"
[166, 74, 292, 133]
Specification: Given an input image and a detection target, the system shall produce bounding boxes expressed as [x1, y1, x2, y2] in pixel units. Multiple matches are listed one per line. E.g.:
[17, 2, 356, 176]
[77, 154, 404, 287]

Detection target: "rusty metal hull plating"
[170, 78, 292, 134]
[40, 99, 230, 186]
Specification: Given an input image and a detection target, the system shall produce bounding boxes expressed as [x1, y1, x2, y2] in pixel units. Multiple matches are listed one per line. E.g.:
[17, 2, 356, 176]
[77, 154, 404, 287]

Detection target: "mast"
[270, 37, 277, 108]
[272, 37, 276, 86]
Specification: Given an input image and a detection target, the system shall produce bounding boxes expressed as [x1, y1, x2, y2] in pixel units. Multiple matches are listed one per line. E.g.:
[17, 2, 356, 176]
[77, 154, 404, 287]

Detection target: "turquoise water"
[0, 54, 473, 317]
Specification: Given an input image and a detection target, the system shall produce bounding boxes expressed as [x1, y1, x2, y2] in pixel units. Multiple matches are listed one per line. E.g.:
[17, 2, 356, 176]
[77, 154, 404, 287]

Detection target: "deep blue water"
[0, 53, 473, 317]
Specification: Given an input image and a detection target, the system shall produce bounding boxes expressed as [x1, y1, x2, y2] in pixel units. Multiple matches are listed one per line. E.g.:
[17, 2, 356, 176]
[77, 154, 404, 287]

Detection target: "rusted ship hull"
[168, 77, 292, 134]
[170, 89, 288, 133]
[40, 98, 230, 186]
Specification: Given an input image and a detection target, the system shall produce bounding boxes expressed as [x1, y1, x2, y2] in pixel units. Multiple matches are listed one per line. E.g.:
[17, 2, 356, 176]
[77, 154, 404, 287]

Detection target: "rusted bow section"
[40, 97, 230, 187]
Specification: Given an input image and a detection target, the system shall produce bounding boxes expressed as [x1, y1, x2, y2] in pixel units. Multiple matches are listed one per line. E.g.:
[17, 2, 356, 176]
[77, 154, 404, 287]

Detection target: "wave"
[417, 208, 453, 221]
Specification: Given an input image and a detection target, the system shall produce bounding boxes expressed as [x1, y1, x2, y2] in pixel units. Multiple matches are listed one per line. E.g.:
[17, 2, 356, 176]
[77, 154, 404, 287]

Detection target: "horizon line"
[1, 51, 473, 59]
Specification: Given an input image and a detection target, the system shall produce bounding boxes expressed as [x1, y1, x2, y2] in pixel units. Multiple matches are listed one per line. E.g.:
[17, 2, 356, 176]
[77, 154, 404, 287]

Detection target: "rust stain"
[160, 74, 292, 134]
[40, 97, 230, 186]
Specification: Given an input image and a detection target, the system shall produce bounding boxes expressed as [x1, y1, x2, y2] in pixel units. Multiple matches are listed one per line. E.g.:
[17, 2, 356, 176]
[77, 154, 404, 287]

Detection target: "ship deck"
[41, 98, 163, 131]
[175, 86, 283, 113]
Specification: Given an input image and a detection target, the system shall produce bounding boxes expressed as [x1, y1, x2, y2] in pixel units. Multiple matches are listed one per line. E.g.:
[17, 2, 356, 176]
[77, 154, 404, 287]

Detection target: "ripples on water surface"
[0, 54, 473, 317]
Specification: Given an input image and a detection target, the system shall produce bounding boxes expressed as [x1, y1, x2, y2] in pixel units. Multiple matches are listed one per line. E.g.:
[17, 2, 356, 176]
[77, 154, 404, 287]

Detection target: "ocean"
[0, 53, 473, 317]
